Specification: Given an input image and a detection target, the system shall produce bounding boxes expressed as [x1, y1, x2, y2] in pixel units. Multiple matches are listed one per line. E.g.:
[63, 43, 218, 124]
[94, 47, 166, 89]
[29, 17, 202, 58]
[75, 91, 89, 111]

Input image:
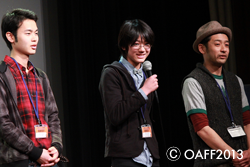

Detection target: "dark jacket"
[0, 61, 62, 164]
[99, 61, 160, 159]
[183, 63, 247, 167]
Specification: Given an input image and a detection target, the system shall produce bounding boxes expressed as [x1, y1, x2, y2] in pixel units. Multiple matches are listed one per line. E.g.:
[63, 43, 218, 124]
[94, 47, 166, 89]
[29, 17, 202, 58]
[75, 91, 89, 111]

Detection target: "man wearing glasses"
[99, 19, 160, 167]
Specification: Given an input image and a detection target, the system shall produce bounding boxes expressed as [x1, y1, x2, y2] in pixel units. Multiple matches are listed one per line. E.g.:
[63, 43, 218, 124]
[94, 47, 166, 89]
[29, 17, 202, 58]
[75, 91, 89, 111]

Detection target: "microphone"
[142, 60, 157, 98]
[143, 60, 152, 77]
[143, 60, 167, 166]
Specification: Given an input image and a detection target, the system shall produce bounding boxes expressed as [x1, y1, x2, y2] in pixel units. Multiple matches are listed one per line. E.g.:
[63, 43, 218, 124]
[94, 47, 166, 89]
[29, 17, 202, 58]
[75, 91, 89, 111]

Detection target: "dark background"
[41, 0, 250, 166]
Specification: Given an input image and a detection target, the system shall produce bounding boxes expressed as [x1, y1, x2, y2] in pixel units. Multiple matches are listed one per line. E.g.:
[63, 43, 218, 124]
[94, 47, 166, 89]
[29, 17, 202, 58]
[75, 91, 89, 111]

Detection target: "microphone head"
[143, 60, 152, 71]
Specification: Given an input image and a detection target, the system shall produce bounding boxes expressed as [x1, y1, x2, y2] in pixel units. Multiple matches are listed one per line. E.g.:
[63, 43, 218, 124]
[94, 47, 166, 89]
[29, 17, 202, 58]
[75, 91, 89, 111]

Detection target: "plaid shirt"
[4, 56, 52, 149]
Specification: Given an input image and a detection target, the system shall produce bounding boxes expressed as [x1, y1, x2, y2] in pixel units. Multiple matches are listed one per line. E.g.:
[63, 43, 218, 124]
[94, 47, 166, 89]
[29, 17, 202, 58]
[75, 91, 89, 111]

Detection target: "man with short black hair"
[99, 19, 160, 167]
[0, 8, 62, 167]
[182, 21, 250, 167]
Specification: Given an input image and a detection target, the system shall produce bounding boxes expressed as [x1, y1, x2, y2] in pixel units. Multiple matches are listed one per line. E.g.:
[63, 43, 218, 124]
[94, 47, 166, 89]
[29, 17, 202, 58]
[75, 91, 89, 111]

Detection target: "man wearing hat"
[182, 21, 250, 167]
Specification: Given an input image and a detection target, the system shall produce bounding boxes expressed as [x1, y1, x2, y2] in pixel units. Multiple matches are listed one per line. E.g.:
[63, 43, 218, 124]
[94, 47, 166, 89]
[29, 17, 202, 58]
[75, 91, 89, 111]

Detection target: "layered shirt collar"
[119, 56, 143, 77]
[4, 55, 34, 74]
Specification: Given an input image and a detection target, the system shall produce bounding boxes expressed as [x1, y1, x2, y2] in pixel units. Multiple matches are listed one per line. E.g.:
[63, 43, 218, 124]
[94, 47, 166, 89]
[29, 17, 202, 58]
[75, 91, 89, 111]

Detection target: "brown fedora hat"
[193, 21, 232, 53]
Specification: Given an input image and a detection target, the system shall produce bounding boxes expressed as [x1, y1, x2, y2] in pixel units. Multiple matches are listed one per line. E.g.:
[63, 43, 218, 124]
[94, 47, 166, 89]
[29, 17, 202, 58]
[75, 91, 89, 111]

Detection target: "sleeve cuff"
[28, 146, 43, 161]
[51, 142, 63, 156]
[138, 88, 148, 100]
[190, 113, 209, 132]
[243, 110, 250, 126]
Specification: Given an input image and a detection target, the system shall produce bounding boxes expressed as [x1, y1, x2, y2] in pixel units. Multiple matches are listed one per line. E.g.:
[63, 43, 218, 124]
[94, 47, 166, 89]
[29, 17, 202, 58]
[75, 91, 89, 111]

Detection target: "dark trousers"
[0, 160, 59, 167]
[111, 158, 160, 167]
[215, 162, 233, 167]
[0, 160, 29, 167]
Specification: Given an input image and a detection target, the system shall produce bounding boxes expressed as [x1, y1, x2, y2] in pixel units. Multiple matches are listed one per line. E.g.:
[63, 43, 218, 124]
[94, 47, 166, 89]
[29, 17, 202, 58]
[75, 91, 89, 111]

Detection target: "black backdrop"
[42, 0, 250, 166]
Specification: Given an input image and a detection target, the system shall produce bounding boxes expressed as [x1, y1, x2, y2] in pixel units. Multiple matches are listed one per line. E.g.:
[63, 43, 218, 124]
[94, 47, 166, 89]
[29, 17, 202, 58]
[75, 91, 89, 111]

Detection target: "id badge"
[141, 124, 152, 138]
[227, 125, 246, 138]
[34, 124, 48, 138]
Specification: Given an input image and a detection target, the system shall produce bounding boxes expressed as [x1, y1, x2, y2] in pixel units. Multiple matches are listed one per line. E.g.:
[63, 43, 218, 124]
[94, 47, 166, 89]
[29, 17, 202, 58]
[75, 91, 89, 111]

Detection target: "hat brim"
[193, 27, 232, 54]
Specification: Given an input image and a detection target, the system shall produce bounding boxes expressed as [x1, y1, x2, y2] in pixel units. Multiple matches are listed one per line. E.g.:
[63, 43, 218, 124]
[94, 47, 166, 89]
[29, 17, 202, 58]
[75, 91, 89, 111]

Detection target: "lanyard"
[11, 57, 41, 125]
[119, 61, 147, 123]
[215, 80, 236, 127]
[133, 70, 147, 123]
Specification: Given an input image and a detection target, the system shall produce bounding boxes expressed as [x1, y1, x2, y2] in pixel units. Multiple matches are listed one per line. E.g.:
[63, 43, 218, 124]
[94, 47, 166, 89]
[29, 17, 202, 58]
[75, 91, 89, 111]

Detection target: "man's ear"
[122, 47, 126, 50]
[5, 32, 15, 43]
[198, 44, 206, 54]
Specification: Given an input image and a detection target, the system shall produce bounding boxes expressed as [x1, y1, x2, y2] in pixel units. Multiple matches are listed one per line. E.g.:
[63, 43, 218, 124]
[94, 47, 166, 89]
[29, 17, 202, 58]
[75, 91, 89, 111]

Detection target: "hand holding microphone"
[142, 61, 167, 167]
[141, 61, 159, 96]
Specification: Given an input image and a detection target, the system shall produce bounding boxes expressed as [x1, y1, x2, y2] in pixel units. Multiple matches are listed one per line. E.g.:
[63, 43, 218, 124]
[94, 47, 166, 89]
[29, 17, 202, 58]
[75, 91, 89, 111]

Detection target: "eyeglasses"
[131, 43, 151, 50]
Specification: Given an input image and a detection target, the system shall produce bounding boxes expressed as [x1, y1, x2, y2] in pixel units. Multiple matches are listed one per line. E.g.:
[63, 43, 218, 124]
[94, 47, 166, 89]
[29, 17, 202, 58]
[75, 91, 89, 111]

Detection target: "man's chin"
[28, 52, 36, 56]
[215, 62, 226, 67]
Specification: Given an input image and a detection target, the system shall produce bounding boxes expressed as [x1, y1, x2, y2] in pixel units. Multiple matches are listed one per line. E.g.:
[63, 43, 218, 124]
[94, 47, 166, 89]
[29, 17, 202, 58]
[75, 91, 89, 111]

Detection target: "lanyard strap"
[215, 81, 235, 126]
[10, 57, 41, 125]
[119, 61, 148, 123]
[135, 71, 147, 123]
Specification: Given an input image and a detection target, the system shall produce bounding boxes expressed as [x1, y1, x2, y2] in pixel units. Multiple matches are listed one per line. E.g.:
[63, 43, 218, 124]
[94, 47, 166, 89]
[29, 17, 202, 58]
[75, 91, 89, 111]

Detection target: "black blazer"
[99, 61, 160, 159]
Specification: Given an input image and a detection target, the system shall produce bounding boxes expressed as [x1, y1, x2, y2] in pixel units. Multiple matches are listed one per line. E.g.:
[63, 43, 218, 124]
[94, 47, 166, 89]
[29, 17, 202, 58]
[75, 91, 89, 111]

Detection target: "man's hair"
[118, 19, 154, 58]
[1, 8, 38, 50]
[200, 36, 211, 49]
[200, 33, 230, 51]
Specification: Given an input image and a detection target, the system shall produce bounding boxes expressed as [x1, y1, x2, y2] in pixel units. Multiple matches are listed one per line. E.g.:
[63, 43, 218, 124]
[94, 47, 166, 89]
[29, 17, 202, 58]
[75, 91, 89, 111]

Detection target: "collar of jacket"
[0, 60, 45, 78]
[103, 61, 146, 91]
[196, 62, 227, 81]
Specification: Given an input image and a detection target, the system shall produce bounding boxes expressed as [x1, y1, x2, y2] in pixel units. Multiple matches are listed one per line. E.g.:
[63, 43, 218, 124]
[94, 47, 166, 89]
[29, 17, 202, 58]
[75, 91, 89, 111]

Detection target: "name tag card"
[34, 124, 48, 138]
[141, 124, 152, 138]
[227, 125, 246, 138]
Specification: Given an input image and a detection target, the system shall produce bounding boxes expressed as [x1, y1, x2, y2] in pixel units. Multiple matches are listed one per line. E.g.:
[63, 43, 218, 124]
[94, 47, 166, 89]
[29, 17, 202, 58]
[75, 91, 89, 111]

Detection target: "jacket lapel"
[0, 61, 17, 105]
